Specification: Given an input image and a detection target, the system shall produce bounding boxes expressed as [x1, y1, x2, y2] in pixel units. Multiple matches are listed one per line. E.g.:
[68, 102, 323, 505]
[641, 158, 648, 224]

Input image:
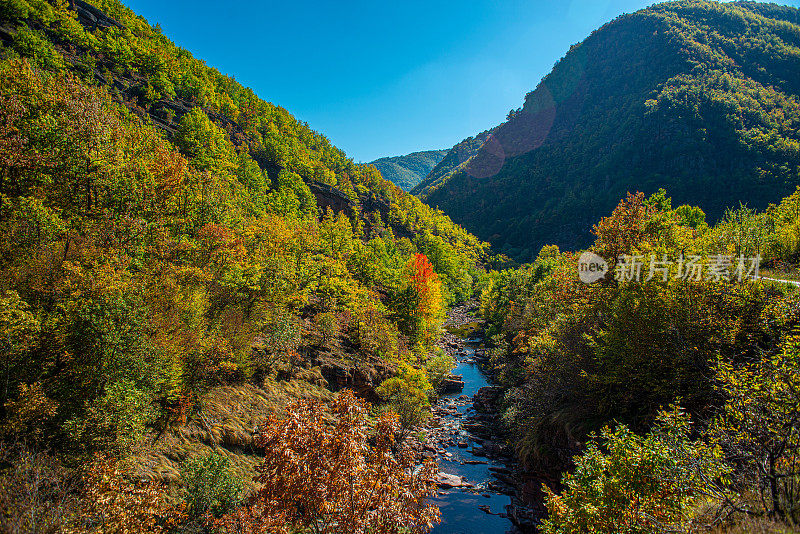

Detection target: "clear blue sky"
[125, 0, 800, 162]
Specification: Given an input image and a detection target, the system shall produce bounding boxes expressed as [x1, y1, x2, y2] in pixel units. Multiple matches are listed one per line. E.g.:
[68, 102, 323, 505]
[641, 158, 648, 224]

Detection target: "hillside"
[0, 0, 491, 528]
[412, 129, 493, 197]
[369, 149, 448, 191]
[422, 0, 800, 261]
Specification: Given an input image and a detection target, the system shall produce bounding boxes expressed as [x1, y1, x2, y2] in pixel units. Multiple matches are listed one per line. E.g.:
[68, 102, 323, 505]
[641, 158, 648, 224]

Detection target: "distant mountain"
[421, 0, 800, 262]
[369, 149, 448, 191]
[411, 129, 493, 197]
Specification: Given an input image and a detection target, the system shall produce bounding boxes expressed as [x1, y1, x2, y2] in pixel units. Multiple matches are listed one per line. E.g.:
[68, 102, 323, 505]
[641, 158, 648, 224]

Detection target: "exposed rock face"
[73, 0, 122, 29]
[315, 354, 395, 403]
[307, 182, 354, 216]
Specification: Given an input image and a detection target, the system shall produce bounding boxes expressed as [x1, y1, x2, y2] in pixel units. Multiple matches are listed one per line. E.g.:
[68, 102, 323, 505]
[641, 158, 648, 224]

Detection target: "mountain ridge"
[368, 149, 448, 191]
[421, 0, 800, 261]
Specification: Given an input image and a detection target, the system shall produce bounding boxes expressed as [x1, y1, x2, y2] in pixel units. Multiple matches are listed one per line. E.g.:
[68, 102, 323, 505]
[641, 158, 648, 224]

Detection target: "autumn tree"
[592, 191, 652, 266]
[72, 456, 183, 533]
[709, 333, 800, 522]
[393, 253, 444, 342]
[233, 390, 440, 534]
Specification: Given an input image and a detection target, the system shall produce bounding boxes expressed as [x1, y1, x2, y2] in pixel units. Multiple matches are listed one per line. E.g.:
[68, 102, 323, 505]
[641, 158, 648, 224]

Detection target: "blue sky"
[126, 0, 800, 162]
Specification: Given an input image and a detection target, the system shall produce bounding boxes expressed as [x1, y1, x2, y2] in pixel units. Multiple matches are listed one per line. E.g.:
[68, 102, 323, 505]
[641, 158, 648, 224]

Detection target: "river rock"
[473, 386, 503, 414]
[435, 472, 466, 489]
[440, 374, 465, 393]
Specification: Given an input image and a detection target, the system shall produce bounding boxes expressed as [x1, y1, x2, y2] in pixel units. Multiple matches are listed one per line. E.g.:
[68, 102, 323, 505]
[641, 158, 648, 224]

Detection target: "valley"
[1, 0, 800, 533]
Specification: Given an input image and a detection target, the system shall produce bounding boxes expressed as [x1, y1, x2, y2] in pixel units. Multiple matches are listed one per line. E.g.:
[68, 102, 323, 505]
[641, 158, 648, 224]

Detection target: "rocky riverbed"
[416, 302, 541, 533]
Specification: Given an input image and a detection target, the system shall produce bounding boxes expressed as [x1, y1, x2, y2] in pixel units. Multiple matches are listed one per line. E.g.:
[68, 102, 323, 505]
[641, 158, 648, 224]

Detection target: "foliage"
[0, 1, 488, 527]
[542, 407, 728, 534]
[0, 446, 77, 533]
[412, 129, 494, 197]
[73, 456, 182, 533]
[376, 364, 433, 437]
[482, 187, 800, 530]
[424, 0, 800, 262]
[369, 149, 448, 192]
[710, 333, 800, 522]
[222, 390, 440, 534]
[181, 452, 243, 518]
[425, 350, 455, 391]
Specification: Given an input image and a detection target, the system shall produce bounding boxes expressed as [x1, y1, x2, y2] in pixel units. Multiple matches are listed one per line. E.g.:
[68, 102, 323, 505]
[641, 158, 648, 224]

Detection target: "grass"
[130, 368, 332, 493]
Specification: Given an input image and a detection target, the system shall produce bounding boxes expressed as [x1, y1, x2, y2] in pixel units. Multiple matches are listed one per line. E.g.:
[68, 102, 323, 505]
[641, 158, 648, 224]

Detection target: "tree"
[75, 456, 182, 533]
[425, 351, 455, 391]
[236, 390, 440, 534]
[181, 452, 243, 519]
[542, 407, 728, 534]
[377, 364, 433, 438]
[409, 253, 444, 323]
[592, 192, 652, 269]
[709, 334, 800, 522]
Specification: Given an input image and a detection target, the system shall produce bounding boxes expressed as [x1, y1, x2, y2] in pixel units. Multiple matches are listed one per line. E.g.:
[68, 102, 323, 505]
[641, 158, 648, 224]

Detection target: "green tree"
[181, 452, 243, 518]
[376, 364, 432, 438]
[542, 407, 728, 534]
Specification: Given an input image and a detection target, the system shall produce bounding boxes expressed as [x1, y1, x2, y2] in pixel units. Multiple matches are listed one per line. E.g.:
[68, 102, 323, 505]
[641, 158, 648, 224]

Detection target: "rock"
[506, 502, 539, 531]
[471, 447, 487, 457]
[489, 466, 512, 475]
[439, 374, 465, 393]
[473, 386, 504, 414]
[435, 472, 466, 489]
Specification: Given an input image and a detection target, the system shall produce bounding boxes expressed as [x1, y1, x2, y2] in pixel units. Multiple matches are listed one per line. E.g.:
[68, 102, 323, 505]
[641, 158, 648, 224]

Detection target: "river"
[426, 336, 522, 534]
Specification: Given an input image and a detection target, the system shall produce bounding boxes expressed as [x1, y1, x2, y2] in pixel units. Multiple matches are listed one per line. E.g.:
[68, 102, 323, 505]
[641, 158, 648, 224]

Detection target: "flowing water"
[429, 339, 519, 534]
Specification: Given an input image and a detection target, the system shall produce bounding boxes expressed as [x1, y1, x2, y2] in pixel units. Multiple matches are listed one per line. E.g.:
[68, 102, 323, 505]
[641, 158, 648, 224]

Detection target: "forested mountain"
[422, 0, 800, 262]
[0, 0, 491, 529]
[411, 129, 493, 197]
[369, 149, 448, 191]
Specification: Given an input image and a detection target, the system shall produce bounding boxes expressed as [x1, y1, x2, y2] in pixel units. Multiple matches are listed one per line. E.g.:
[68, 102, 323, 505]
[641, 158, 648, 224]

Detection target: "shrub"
[542, 407, 728, 534]
[181, 452, 243, 518]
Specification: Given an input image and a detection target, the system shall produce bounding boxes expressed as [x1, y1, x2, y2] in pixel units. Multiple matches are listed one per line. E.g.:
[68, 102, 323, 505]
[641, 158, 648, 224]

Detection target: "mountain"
[411, 129, 493, 197]
[0, 0, 492, 511]
[369, 149, 448, 191]
[421, 0, 800, 262]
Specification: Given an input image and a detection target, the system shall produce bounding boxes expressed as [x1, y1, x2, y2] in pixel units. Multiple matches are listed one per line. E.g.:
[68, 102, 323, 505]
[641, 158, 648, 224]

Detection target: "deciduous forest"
[1, 0, 800, 533]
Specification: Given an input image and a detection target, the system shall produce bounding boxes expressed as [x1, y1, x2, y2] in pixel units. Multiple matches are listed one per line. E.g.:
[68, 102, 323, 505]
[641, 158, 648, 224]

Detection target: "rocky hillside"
[0, 0, 491, 510]
[421, 0, 800, 261]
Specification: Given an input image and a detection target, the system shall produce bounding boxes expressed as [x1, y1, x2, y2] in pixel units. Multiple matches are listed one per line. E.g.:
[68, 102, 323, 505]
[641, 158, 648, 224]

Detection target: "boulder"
[473, 386, 503, 413]
[435, 472, 466, 489]
[439, 374, 465, 393]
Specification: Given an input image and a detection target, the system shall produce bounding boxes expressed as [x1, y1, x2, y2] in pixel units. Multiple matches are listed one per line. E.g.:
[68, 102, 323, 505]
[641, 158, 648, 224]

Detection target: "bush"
[181, 452, 243, 518]
[425, 351, 455, 391]
[542, 407, 728, 534]
[376, 364, 432, 437]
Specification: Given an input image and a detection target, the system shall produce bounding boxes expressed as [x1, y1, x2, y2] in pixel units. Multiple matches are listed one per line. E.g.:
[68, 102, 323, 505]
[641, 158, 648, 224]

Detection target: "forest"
[482, 187, 800, 532]
[423, 0, 800, 262]
[0, 0, 494, 531]
[369, 150, 448, 192]
[2, 0, 800, 533]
